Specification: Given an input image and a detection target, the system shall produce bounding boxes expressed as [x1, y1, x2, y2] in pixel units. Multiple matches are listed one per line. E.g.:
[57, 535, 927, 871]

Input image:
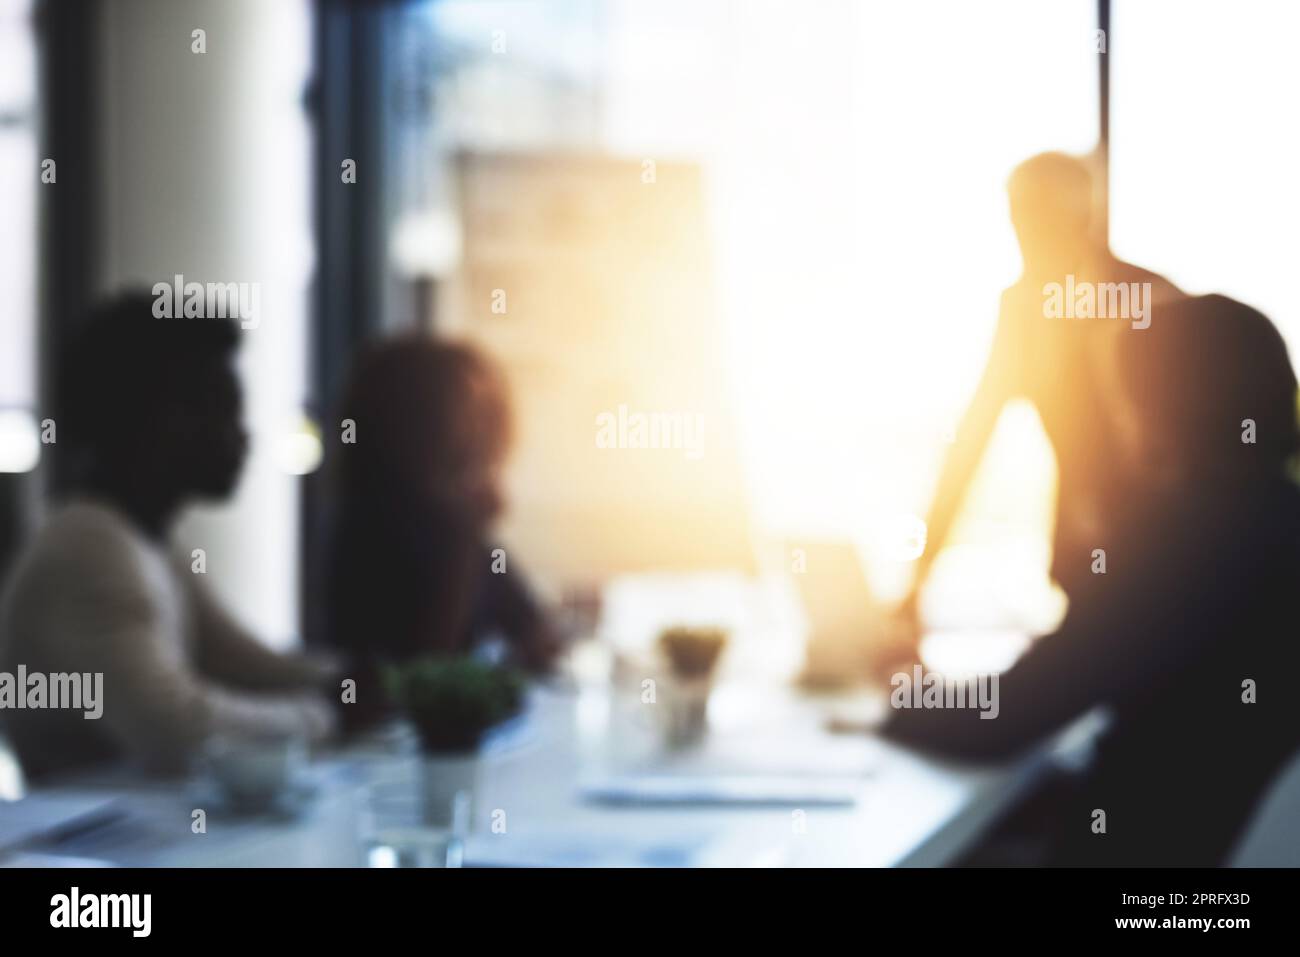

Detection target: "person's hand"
[296, 695, 339, 744]
[509, 619, 568, 676]
[301, 650, 345, 686]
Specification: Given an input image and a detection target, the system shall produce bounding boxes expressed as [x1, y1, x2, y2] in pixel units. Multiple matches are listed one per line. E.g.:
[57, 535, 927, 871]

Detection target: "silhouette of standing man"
[892, 153, 1183, 641]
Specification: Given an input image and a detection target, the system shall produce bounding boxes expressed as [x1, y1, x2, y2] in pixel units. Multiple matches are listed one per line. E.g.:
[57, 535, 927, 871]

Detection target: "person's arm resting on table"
[49, 547, 333, 773]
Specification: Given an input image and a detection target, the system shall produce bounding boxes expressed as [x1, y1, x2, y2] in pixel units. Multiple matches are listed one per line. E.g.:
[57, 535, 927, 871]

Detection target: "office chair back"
[1230, 749, 1300, 866]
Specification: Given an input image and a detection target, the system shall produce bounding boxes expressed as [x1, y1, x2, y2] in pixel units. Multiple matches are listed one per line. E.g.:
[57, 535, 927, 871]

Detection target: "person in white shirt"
[0, 292, 335, 777]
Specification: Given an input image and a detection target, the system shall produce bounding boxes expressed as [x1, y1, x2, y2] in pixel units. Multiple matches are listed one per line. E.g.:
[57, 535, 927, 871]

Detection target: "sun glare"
[604, 0, 1098, 619]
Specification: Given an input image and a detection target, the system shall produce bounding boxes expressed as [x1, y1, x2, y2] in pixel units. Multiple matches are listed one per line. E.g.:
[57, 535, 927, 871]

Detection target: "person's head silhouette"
[1007, 152, 1096, 275]
[58, 290, 247, 536]
[337, 335, 512, 529]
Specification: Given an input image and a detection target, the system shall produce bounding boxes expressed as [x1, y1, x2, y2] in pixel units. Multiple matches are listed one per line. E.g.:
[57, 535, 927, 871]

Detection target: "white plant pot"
[420, 752, 480, 831]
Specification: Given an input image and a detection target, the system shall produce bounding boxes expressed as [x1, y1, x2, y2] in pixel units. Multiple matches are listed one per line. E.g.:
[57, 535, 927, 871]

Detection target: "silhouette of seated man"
[882, 294, 1300, 866]
[0, 292, 336, 777]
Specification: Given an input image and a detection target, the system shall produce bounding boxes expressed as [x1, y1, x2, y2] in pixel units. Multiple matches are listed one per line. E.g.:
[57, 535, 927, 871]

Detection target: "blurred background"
[0, 0, 1297, 663]
[3, 0, 1300, 871]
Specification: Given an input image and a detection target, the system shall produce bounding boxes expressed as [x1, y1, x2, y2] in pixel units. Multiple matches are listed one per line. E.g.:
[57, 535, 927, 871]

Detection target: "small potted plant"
[384, 657, 524, 828]
[656, 626, 729, 747]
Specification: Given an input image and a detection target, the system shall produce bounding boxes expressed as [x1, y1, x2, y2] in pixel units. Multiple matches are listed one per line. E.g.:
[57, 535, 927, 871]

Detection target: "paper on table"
[0, 793, 122, 851]
[579, 773, 862, 808]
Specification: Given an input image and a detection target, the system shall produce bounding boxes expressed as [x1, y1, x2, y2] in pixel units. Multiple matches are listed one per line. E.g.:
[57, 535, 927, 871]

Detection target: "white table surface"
[19, 681, 1055, 868]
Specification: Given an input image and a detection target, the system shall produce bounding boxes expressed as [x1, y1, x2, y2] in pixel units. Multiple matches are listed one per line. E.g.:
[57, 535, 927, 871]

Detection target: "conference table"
[13, 675, 1075, 868]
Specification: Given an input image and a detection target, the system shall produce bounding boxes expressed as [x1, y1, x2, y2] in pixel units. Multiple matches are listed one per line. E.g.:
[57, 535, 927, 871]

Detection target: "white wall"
[95, 0, 315, 646]
[1112, 0, 1300, 347]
